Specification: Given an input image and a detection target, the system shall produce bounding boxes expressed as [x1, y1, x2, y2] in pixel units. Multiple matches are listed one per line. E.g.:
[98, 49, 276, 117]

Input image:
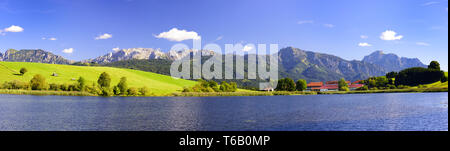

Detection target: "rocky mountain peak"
[0, 49, 72, 64]
[363, 50, 426, 72]
[84, 48, 216, 64]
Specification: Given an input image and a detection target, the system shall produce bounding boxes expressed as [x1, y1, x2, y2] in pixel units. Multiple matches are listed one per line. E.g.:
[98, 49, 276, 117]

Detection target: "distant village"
[307, 81, 365, 92]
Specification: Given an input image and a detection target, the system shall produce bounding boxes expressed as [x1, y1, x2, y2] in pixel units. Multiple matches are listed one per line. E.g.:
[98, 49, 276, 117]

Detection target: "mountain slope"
[101, 47, 388, 83]
[362, 50, 427, 72]
[0, 49, 72, 64]
[0, 62, 197, 95]
[277, 47, 387, 82]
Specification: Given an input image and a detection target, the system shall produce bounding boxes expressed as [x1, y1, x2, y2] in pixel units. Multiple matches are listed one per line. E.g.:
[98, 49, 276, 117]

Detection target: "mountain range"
[1, 47, 427, 83]
[362, 50, 427, 72]
[0, 49, 72, 64]
[82, 48, 215, 64]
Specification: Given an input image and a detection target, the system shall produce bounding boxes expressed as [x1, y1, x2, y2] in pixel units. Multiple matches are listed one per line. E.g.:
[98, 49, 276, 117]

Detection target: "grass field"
[0, 62, 197, 95]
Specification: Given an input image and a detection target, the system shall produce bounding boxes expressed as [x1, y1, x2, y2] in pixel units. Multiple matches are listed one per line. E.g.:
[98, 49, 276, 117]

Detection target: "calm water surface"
[0, 93, 447, 131]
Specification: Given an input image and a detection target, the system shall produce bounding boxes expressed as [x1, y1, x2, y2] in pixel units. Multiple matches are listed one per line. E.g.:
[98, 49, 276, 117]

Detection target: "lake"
[0, 93, 447, 131]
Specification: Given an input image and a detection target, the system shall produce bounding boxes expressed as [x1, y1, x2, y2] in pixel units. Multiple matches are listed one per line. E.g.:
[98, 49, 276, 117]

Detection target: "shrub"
[387, 85, 397, 89]
[30, 74, 47, 90]
[338, 78, 349, 91]
[139, 87, 149, 96]
[68, 84, 77, 91]
[20, 68, 28, 75]
[113, 86, 121, 95]
[77, 77, 86, 91]
[86, 83, 102, 95]
[207, 81, 220, 92]
[397, 85, 410, 89]
[357, 85, 369, 91]
[2, 80, 29, 90]
[60, 83, 69, 91]
[441, 73, 448, 83]
[127, 87, 139, 96]
[49, 84, 61, 91]
[117, 77, 128, 95]
[100, 87, 112, 97]
[97, 72, 111, 88]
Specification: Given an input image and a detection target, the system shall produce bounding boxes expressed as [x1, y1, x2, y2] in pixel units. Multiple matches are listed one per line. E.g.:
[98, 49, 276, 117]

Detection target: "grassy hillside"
[0, 62, 197, 95]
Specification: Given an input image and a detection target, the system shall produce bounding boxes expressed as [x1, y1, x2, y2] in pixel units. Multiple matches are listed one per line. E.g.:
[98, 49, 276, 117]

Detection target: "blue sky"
[0, 0, 448, 70]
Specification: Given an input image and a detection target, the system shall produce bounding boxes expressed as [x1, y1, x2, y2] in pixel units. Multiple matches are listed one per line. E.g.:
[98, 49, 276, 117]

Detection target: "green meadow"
[0, 62, 197, 95]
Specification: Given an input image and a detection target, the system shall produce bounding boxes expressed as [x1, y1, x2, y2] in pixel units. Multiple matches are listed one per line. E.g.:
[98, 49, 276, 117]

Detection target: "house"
[352, 80, 363, 84]
[307, 80, 365, 91]
[307, 82, 323, 91]
[349, 84, 365, 90]
[317, 85, 339, 92]
[326, 81, 351, 85]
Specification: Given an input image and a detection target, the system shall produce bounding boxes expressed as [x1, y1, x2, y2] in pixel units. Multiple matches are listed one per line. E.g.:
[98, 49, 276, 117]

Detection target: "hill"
[0, 62, 197, 95]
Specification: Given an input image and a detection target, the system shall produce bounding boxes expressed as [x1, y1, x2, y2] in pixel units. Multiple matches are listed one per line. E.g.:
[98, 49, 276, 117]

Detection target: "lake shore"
[1, 87, 447, 97]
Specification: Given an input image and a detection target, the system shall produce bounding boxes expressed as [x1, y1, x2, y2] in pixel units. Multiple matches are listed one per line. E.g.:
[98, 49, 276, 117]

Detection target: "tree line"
[183, 80, 238, 93]
[359, 61, 448, 90]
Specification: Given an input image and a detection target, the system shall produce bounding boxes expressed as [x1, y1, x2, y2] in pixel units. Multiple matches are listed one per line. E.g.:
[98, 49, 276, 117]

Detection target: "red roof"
[349, 84, 365, 88]
[307, 82, 324, 87]
[352, 80, 363, 84]
[326, 81, 351, 85]
[313, 85, 339, 90]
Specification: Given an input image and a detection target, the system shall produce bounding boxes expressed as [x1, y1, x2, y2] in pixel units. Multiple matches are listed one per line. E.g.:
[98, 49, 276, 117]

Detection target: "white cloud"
[323, 24, 335, 28]
[380, 30, 403, 41]
[95, 33, 113, 40]
[416, 42, 430, 46]
[242, 45, 254, 52]
[3, 25, 24, 32]
[358, 43, 372, 47]
[155, 28, 201, 42]
[62, 48, 74, 54]
[42, 37, 57, 41]
[360, 35, 369, 39]
[423, 1, 439, 6]
[112, 47, 121, 52]
[297, 20, 314, 25]
[216, 36, 223, 41]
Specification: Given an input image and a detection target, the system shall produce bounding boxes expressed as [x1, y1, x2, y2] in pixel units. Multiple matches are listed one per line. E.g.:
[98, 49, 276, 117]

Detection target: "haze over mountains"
[0, 47, 427, 82]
